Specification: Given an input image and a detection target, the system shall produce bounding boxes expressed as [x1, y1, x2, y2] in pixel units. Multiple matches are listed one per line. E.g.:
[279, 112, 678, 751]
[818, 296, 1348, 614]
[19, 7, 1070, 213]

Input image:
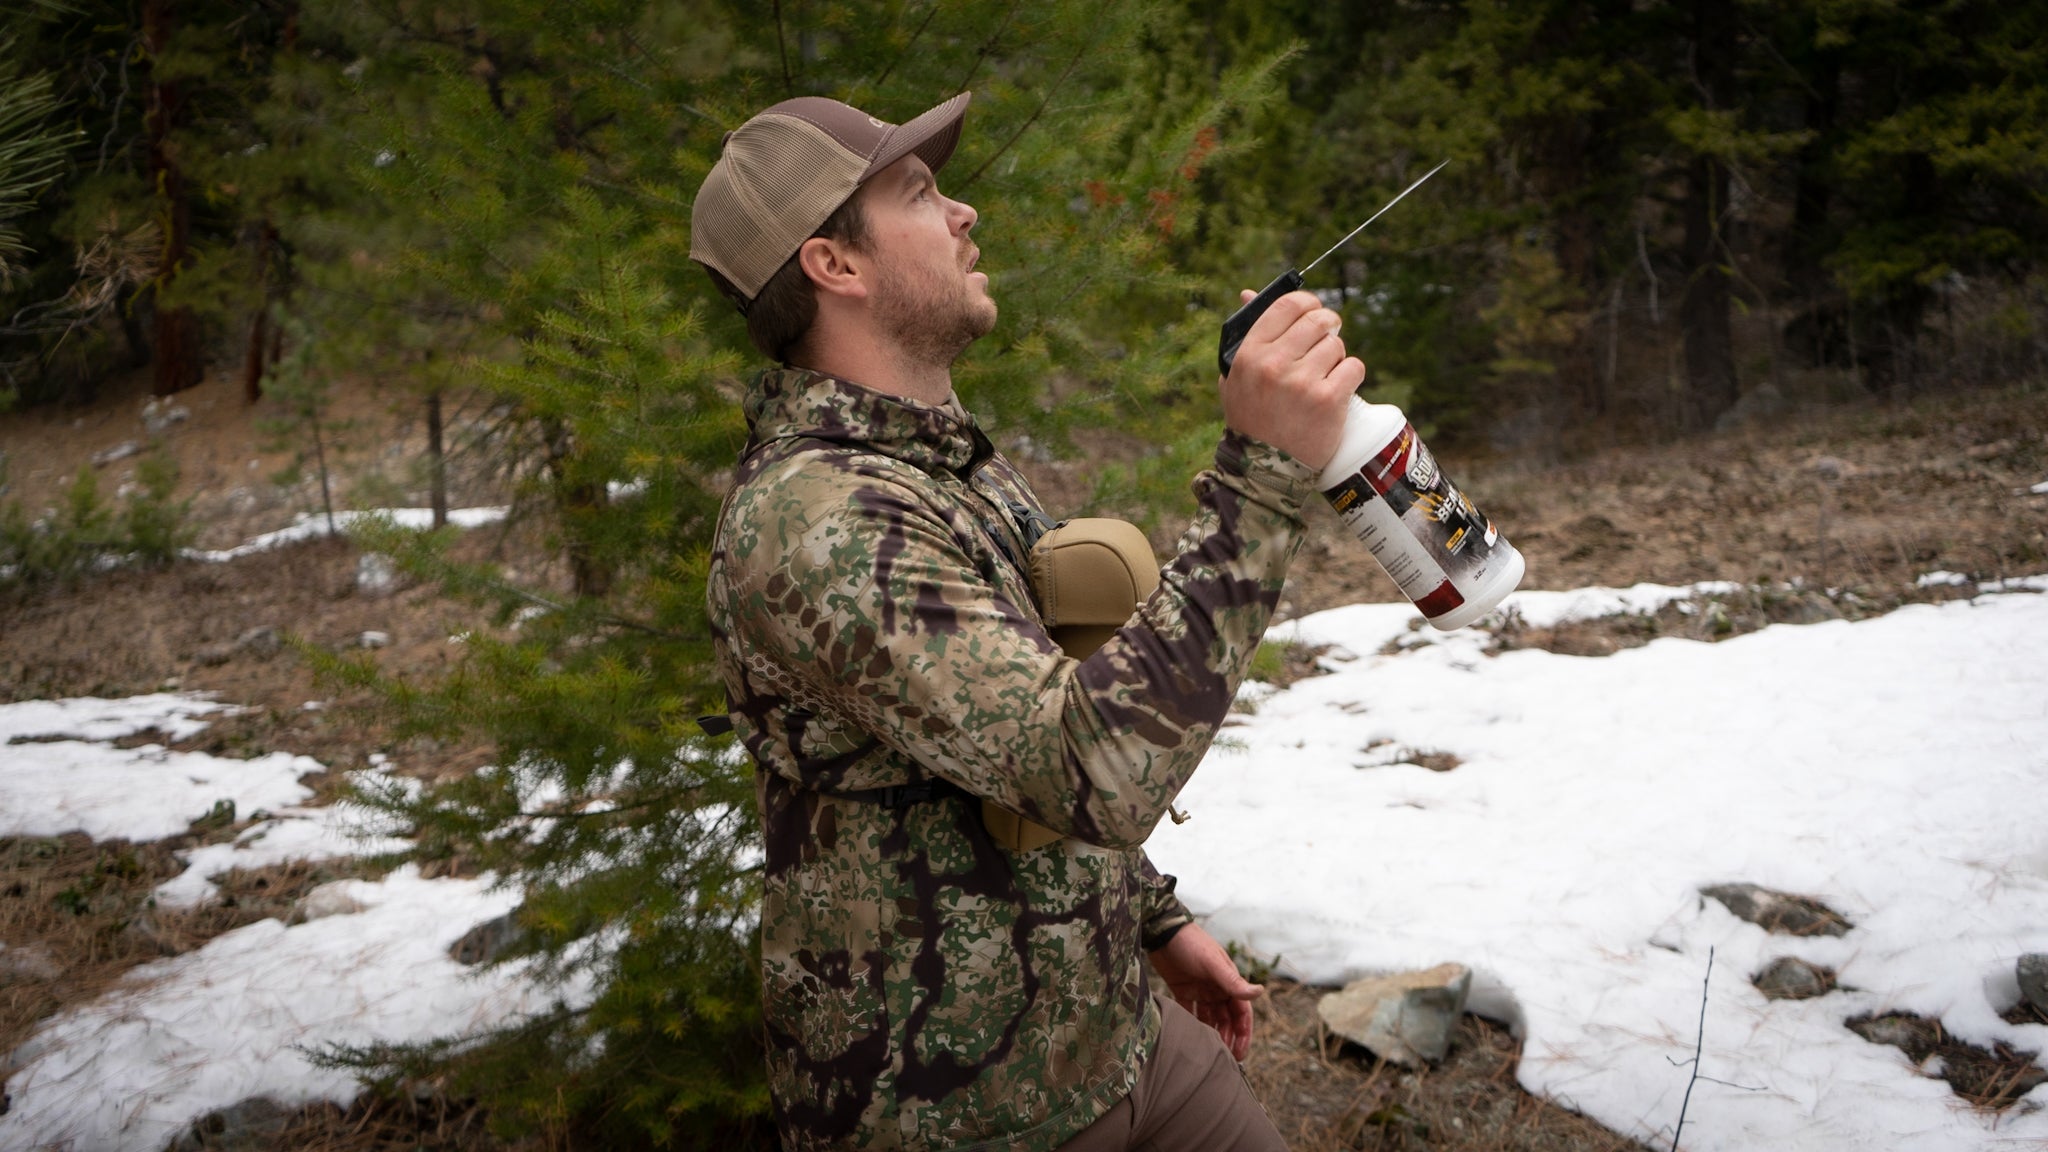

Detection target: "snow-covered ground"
[1153, 578, 2048, 1151]
[2, 575, 2045, 1151]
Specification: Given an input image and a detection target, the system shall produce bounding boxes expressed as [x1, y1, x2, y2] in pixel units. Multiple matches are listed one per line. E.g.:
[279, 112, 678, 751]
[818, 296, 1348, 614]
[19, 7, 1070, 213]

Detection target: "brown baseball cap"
[690, 92, 972, 304]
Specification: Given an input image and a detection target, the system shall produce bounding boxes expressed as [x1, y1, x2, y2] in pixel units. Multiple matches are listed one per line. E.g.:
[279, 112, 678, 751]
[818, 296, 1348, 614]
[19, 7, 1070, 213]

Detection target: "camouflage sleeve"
[728, 431, 1317, 850]
[1138, 853, 1195, 951]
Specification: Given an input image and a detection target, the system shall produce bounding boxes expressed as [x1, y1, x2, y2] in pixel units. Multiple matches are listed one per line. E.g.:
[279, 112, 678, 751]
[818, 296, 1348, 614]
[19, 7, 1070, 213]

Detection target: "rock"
[357, 630, 390, 649]
[2020, 954, 2048, 1014]
[142, 398, 191, 435]
[1714, 383, 1787, 433]
[1701, 883, 1852, 937]
[1787, 591, 1842, 625]
[1808, 455, 1851, 481]
[1317, 963, 1472, 1066]
[1847, 1012, 1938, 1059]
[449, 911, 523, 966]
[91, 440, 142, 467]
[297, 882, 367, 922]
[166, 1096, 294, 1151]
[1753, 956, 1835, 1000]
[234, 626, 280, 657]
[194, 642, 238, 667]
[356, 552, 397, 595]
[0, 944, 62, 981]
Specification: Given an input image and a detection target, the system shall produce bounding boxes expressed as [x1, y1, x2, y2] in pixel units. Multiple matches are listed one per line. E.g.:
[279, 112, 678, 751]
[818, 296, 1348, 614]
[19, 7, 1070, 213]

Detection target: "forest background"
[2, 0, 2044, 1146]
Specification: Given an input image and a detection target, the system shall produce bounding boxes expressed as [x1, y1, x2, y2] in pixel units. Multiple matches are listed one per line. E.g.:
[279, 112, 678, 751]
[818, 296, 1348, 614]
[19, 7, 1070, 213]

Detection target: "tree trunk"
[1862, 154, 1936, 397]
[241, 221, 278, 404]
[1680, 0, 1737, 431]
[144, 0, 203, 398]
[1783, 27, 1842, 369]
[241, 308, 267, 403]
[426, 389, 448, 530]
[542, 417, 611, 599]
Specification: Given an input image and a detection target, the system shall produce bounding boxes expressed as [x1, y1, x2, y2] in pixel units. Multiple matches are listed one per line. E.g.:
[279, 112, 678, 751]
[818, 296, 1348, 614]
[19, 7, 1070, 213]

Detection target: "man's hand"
[1217, 288, 1365, 474]
[1149, 922, 1262, 1061]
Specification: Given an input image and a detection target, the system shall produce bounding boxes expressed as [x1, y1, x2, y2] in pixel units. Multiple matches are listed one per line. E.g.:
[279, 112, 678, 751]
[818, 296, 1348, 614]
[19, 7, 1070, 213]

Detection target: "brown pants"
[1056, 994, 1288, 1152]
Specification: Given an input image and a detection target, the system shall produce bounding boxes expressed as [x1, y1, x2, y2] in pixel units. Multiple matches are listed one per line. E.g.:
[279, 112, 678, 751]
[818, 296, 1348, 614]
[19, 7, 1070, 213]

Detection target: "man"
[694, 92, 1361, 1151]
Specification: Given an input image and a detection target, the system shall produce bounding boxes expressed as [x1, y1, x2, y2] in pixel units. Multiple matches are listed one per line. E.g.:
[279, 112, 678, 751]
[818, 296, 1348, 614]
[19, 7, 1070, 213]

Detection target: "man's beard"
[872, 250, 997, 370]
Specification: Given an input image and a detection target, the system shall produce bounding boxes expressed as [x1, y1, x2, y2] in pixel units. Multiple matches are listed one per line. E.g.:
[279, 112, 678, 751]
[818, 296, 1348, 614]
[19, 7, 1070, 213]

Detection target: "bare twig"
[772, 0, 792, 97]
[1671, 946, 1714, 1152]
[869, 2, 941, 94]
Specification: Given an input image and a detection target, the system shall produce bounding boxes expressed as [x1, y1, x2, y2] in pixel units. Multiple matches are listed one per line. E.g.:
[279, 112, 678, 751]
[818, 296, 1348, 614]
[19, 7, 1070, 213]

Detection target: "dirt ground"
[3, 369, 2045, 1150]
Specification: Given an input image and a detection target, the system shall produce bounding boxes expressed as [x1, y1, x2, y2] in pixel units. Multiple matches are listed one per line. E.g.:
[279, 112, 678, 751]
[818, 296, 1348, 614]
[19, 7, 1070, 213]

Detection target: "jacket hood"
[742, 367, 993, 476]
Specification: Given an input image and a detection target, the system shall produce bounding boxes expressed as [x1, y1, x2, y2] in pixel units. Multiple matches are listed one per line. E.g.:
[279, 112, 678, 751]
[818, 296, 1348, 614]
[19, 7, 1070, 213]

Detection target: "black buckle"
[876, 783, 937, 809]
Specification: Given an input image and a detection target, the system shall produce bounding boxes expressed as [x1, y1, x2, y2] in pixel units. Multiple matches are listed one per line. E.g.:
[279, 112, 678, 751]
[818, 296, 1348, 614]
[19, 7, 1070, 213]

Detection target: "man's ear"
[797, 235, 868, 302]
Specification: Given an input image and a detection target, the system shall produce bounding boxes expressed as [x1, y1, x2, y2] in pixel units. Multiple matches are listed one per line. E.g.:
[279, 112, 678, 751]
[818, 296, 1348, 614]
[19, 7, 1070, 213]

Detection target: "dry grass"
[0, 830, 386, 1069]
[1845, 1011, 2048, 1111]
[163, 1092, 535, 1152]
[1244, 981, 1654, 1152]
[1486, 578, 1994, 658]
[2003, 1000, 2048, 1028]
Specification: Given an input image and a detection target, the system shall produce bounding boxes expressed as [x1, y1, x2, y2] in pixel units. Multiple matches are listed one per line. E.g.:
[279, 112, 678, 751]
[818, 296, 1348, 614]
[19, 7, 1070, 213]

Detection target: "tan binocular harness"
[981, 518, 1162, 851]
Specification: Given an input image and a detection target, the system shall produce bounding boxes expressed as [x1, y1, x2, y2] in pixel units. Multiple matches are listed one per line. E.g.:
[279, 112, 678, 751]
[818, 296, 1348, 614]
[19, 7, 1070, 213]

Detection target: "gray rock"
[1847, 1012, 1937, 1058]
[1787, 591, 1842, 625]
[1753, 956, 1835, 1000]
[357, 630, 390, 649]
[234, 626, 280, 657]
[297, 881, 366, 922]
[1317, 963, 1471, 1066]
[0, 944, 61, 981]
[142, 399, 191, 435]
[91, 440, 142, 467]
[1701, 883, 1852, 937]
[166, 1096, 294, 1151]
[194, 642, 238, 667]
[1714, 383, 1786, 433]
[2019, 954, 2048, 1014]
[356, 552, 396, 596]
[449, 911, 523, 966]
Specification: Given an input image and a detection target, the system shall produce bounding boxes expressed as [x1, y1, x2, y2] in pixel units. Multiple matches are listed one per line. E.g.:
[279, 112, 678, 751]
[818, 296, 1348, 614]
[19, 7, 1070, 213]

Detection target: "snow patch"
[1153, 581, 2048, 1151]
[0, 688, 319, 832]
[0, 867, 540, 1152]
[184, 506, 508, 563]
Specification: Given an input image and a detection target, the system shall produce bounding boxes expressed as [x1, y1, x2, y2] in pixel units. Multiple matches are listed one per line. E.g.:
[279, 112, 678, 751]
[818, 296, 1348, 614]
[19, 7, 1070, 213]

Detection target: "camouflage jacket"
[707, 369, 1317, 1151]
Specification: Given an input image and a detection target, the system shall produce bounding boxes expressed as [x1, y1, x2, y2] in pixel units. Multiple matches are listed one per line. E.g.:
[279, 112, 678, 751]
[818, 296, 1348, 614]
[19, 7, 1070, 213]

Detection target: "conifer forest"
[1, 0, 2044, 1146]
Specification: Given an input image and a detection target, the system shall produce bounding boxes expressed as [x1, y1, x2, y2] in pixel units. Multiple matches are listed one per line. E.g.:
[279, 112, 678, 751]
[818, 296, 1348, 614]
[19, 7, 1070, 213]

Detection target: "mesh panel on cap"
[690, 114, 864, 298]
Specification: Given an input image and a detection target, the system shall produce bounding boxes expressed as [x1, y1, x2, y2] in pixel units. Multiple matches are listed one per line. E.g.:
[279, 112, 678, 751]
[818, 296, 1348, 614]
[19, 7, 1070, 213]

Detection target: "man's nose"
[947, 195, 977, 234]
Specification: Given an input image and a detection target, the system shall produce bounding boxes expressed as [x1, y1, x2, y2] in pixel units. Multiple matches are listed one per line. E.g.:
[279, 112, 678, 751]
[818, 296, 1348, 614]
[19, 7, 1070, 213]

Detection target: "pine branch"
[869, 3, 941, 95]
[951, 0, 1022, 97]
[958, 23, 1098, 190]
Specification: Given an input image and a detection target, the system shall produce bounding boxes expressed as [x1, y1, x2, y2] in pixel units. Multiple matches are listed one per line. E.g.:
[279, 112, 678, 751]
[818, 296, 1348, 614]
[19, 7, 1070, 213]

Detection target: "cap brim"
[861, 92, 971, 183]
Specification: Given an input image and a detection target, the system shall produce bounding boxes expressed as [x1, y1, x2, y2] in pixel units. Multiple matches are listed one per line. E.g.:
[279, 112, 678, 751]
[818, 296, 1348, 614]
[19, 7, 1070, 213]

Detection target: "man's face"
[859, 155, 997, 367]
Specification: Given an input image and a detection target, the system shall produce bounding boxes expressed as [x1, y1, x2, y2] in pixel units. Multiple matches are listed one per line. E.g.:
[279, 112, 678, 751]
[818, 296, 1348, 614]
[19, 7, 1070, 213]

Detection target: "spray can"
[1316, 396, 1525, 630]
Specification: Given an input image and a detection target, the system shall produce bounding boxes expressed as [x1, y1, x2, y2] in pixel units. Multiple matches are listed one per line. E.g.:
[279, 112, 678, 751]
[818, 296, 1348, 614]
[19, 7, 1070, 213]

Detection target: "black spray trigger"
[1218, 268, 1305, 376]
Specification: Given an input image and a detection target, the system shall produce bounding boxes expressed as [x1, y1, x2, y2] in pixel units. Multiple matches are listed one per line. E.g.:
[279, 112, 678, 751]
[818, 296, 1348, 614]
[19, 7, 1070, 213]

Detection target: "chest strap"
[828, 778, 973, 810]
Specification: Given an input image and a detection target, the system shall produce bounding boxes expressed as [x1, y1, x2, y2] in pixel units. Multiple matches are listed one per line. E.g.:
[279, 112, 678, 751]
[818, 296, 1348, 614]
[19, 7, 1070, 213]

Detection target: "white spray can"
[1316, 396, 1525, 630]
